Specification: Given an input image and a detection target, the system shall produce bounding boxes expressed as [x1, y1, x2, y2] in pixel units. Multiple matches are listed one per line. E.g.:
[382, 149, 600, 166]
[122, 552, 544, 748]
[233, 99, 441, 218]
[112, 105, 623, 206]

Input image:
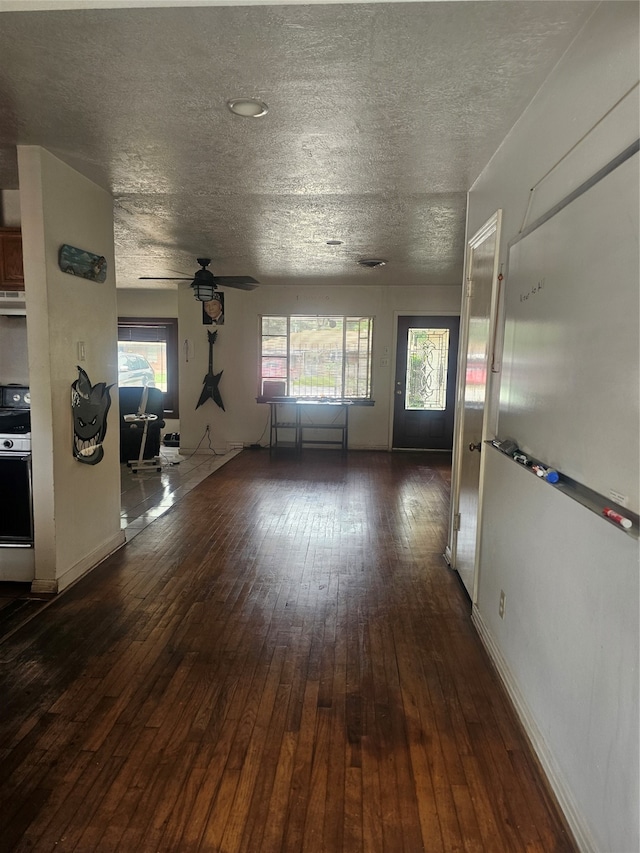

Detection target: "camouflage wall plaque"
[59, 244, 107, 282]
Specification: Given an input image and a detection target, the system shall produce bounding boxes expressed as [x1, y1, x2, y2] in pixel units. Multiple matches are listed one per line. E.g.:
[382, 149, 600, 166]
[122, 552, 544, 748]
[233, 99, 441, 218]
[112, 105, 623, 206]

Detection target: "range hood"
[0, 290, 26, 316]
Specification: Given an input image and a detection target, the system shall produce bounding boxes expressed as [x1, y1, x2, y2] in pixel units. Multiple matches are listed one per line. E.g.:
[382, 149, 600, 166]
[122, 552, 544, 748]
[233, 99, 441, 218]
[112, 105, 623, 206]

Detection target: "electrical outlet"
[205, 424, 210, 432]
[499, 590, 506, 619]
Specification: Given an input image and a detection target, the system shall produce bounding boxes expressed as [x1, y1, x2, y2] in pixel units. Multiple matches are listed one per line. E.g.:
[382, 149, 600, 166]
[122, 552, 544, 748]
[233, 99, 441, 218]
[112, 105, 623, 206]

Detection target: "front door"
[392, 316, 459, 450]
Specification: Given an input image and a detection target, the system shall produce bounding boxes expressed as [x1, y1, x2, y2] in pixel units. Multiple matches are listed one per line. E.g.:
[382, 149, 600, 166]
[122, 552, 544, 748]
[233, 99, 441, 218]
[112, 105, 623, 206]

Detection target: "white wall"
[18, 146, 124, 593]
[117, 278, 462, 453]
[176, 283, 461, 452]
[0, 189, 21, 227]
[0, 315, 29, 384]
[116, 287, 178, 318]
[468, 5, 639, 852]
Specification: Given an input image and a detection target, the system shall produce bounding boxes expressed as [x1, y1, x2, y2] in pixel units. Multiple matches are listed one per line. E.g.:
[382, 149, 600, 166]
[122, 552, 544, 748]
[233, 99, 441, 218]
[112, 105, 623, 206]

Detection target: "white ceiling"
[0, 1, 597, 290]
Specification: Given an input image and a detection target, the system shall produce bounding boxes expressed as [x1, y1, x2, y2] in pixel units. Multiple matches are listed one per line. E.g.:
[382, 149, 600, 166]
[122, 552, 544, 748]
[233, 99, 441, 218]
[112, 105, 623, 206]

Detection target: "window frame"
[259, 314, 374, 401]
[117, 316, 179, 417]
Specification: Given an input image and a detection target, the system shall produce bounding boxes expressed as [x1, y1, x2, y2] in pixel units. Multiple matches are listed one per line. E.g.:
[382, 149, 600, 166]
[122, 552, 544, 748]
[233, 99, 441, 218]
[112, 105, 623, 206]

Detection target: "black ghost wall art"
[71, 366, 113, 464]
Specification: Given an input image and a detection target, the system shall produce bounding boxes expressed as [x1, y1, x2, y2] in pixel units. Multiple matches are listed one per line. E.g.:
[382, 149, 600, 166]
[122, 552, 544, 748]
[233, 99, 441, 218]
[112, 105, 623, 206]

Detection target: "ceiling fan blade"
[138, 275, 258, 290]
[138, 261, 259, 289]
[215, 276, 259, 291]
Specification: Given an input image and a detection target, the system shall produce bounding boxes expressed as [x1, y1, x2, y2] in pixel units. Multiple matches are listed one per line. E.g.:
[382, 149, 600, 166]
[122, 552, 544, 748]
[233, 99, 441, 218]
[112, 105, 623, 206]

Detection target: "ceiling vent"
[358, 258, 387, 269]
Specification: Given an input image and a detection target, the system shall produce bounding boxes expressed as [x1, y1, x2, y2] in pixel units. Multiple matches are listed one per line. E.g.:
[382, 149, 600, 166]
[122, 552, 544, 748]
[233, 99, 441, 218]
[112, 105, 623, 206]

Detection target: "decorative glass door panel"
[405, 328, 450, 411]
[393, 316, 459, 450]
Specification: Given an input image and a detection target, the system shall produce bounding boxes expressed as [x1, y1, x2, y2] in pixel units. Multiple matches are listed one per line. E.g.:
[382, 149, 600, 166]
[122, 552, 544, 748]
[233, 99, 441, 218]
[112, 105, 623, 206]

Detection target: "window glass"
[117, 318, 178, 417]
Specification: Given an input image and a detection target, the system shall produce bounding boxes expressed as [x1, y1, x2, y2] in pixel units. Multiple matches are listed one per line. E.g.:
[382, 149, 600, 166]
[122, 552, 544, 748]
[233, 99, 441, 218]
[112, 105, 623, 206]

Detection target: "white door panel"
[449, 212, 501, 600]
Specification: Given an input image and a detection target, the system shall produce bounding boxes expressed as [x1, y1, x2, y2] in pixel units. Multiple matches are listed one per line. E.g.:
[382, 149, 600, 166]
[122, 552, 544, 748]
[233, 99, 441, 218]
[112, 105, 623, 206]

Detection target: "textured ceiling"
[0, 2, 596, 289]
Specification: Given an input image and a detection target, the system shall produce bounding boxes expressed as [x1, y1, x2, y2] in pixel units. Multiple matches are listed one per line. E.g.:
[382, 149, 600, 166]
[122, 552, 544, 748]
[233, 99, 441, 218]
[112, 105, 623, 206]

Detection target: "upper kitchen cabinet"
[0, 228, 24, 291]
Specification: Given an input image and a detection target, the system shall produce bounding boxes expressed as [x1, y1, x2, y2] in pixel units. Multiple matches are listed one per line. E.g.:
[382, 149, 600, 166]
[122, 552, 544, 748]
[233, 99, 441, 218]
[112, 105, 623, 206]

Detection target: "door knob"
[469, 442, 482, 452]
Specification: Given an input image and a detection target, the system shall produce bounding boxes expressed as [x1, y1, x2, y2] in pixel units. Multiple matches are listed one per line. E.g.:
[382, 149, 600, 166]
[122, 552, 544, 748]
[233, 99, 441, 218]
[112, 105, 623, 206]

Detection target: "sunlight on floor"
[120, 447, 242, 542]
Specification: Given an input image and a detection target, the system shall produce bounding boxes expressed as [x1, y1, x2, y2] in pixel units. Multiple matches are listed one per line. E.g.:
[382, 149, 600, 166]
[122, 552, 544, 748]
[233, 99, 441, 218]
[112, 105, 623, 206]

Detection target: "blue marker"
[532, 464, 559, 484]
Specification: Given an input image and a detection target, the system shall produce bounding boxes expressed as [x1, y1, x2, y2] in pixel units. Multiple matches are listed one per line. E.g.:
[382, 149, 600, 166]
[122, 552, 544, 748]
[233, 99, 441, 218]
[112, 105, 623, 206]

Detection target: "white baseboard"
[30, 577, 57, 594]
[58, 530, 126, 593]
[31, 530, 126, 596]
[471, 605, 597, 853]
[348, 444, 390, 451]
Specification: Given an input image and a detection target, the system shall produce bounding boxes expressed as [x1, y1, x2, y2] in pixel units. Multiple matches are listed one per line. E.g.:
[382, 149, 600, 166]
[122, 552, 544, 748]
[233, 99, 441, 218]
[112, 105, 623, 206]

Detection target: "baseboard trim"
[31, 530, 126, 596]
[58, 530, 126, 593]
[471, 605, 597, 853]
[30, 578, 58, 594]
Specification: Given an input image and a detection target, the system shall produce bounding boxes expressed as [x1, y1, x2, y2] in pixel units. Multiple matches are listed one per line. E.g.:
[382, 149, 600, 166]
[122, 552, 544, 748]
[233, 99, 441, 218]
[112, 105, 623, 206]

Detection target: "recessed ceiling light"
[358, 258, 387, 268]
[326, 240, 343, 246]
[226, 97, 268, 118]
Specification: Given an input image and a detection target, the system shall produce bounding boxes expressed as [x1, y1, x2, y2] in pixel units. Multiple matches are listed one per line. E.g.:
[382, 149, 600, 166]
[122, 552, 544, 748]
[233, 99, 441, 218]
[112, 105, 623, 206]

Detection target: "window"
[118, 317, 179, 417]
[260, 316, 373, 399]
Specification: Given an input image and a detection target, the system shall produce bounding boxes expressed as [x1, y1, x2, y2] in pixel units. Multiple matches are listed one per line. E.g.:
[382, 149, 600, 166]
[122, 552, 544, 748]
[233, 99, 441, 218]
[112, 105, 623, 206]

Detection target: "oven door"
[0, 452, 33, 545]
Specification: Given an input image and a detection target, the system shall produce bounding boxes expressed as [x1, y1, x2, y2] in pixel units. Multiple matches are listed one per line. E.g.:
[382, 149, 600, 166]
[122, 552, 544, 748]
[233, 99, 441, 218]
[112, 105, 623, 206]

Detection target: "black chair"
[119, 387, 165, 464]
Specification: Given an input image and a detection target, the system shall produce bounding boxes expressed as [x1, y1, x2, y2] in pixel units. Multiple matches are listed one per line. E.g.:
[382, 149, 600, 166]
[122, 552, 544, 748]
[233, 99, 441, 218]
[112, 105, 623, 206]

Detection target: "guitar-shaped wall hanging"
[196, 329, 225, 411]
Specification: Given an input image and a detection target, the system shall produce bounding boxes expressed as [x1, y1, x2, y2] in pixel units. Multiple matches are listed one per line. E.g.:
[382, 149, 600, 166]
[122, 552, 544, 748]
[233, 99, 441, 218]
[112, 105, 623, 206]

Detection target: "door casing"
[446, 210, 503, 602]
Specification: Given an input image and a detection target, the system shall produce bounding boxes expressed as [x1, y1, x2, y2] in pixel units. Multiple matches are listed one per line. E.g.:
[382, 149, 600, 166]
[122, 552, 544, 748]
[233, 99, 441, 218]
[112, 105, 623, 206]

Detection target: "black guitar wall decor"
[196, 329, 225, 411]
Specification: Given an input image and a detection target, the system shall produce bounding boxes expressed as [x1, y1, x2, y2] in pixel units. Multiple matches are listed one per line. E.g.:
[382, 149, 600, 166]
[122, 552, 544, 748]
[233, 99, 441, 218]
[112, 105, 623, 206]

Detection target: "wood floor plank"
[212, 647, 287, 851]
[23, 726, 127, 851]
[301, 706, 331, 851]
[360, 729, 385, 853]
[259, 730, 298, 852]
[236, 681, 292, 853]
[70, 727, 159, 852]
[395, 645, 445, 852]
[281, 678, 321, 852]
[342, 764, 363, 852]
[0, 450, 578, 853]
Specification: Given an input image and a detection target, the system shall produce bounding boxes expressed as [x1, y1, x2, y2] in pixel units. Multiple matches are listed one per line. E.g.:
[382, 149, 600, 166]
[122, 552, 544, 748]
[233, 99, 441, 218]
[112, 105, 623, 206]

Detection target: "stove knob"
[24, 392, 30, 405]
[2, 439, 13, 449]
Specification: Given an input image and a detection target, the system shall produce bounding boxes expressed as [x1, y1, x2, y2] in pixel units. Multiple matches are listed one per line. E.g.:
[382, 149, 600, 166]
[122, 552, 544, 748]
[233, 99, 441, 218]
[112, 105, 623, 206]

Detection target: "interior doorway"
[392, 316, 459, 450]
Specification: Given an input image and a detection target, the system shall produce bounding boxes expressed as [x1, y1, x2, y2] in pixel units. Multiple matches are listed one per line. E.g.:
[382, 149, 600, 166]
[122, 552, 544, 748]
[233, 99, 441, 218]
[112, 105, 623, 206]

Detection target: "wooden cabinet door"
[0, 228, 24, 290]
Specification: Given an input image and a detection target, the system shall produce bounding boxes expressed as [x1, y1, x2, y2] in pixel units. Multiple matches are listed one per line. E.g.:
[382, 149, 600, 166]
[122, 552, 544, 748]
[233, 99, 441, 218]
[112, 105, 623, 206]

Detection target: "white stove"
[0, 434, 31, 453]
[1, 385, 30, 409]
[0, 385, 31, 447]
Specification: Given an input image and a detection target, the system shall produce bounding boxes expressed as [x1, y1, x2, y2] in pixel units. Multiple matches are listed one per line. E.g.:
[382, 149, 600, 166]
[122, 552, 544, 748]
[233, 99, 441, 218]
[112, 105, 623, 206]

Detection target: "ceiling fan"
[139, 257, 259, 301]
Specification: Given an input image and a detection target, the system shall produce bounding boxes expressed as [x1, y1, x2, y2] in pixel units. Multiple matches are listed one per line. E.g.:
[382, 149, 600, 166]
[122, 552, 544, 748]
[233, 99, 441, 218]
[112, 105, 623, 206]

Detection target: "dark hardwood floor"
[0, 450, 576, 852]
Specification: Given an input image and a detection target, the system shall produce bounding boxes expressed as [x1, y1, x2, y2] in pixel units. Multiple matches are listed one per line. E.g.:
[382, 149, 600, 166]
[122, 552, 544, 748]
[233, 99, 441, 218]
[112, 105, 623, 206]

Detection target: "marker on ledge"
[531, 464, 560, 483]
[603, 507, 632, 529]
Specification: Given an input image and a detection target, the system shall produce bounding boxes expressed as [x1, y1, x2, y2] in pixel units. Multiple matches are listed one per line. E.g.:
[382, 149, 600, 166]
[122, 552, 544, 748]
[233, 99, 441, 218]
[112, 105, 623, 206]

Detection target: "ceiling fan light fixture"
[226, 97, 268, 118]
[191, 261, 217, 301]
[358, 258, 387, 269]
[192, 280, 217, 301]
